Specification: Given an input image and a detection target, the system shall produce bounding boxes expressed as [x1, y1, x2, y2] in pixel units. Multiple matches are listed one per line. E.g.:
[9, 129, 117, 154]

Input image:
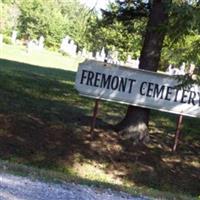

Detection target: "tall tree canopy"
[100, 0, 200, 69]
[0, 0, 94, 48]
[100, 0, 200, 144]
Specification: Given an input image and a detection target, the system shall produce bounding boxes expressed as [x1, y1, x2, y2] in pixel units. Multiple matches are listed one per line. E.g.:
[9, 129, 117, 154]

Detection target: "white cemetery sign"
[75, 60, 200, 118]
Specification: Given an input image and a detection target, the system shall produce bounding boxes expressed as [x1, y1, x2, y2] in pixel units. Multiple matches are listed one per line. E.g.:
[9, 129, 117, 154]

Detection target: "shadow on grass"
[0, 59, 109, 167]
[0, 58, 199, 197]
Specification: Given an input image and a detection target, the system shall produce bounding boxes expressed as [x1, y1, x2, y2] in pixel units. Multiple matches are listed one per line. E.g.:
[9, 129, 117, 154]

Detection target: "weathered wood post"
[90, 99, 99, 135]
[172, 115, 183, 152]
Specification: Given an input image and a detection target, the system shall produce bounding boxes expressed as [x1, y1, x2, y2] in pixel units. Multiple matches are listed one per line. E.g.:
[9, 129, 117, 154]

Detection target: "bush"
[3, 35, 11, 44]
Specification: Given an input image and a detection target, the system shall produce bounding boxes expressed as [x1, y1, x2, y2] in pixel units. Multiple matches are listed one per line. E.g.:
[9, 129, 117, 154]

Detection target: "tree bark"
[116, 0, 170, 144]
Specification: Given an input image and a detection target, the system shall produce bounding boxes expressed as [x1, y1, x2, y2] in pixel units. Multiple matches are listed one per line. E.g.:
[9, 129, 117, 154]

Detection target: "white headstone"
[166, 64, 180, 75]
[11, 30, 17, 44]
[127, 55, 132, 63]
[100, 47, 106, 59]
[112, 51, 119, 64]
[179, 62, 186, 75]
[95, 51, 101, 60]
[38, 35, 44, 50]
[77, 51, 82, 56]
[82, 48, 87, 57]
[0, 34, 3, 47]
[60, 36, 77, 56]
[126, 55, 139, 68]
[106, 50, 119, 64]
[87, 52, 93, 59]
[60, 36, 69, 53]
[166, 64, 173, 75]
[188, 63, 195, 75]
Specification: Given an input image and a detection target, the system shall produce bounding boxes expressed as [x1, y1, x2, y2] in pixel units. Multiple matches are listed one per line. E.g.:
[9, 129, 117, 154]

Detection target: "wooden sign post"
[173, 115, 183, 152]
[90, 99, 99, 135]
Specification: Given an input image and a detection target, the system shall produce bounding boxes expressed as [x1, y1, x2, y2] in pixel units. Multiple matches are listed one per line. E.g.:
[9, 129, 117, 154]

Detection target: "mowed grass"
[0, 43, 82, 71]
[0, 44, 200, 199]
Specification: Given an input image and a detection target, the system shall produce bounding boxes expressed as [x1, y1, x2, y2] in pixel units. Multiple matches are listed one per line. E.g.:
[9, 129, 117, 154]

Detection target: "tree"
[117, 0, 171, 144]
[58, 0, 92, 48]
[17, 0, 92, 48]
[0, 0, 20, 35]
[85, 2, 148, 62]
[102, 0, 200, 144]
[161, 1, 200, 70]
[18, 0, 66, 47]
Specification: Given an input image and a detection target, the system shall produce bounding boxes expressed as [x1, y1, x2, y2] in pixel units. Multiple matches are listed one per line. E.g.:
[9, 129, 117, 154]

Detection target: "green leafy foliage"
[160, 1, 200, 71]
[59, 0, 92, 48]
[86, 2, 146, 60]
[0, 0, 92, 48]
[0, 1, 20, 35]
[18, 0, 66, 47]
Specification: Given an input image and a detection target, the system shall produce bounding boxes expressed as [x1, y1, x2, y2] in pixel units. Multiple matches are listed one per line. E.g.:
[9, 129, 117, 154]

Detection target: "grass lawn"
[0, 43, 82, 71]
[0, 44, 199, 199]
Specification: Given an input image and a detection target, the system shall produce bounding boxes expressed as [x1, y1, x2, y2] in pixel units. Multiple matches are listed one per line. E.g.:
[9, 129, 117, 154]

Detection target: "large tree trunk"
[116, 0, 170, 144]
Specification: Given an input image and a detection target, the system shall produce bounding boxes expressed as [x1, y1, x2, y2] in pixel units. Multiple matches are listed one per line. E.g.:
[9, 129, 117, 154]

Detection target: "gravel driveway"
[0, 173, 150, 200]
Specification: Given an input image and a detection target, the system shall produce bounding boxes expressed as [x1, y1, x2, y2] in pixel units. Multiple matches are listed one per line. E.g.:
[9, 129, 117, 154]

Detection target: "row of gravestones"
[166, 62, 196, 76]
[0, 31, 45, 51]
[0, 31, 140, 67]
[0, 32, 196, 75]
[60, 36, 140, 66]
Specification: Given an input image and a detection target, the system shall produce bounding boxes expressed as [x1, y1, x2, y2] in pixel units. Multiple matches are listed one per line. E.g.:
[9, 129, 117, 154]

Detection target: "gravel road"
[0, 173, 150, 200]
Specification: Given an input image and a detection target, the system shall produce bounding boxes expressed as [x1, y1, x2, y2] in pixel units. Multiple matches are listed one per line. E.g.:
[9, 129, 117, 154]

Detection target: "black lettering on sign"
[94, 72, 101, 87]
[188, 91, 196, 105]
[100, 73, 112, 89]
[146, 82, 154, 97]
[198, 92, 200, 106]
[86, 71, 95, 86]
[180, 90, 189, 104]
[165, 86, 173, 101]
[111, 76, 119, 90]
[119, 77, 127, 92]
[153, 84, 165, 99]
[140, 82, 147, 96]
[80, 70, 88, 84]
[174, 89, 179, 102]
[128, 79, 136, 93]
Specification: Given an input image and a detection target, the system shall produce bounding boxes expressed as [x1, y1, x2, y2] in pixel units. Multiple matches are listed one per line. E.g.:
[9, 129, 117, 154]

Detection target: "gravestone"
[69, 40, 77, 56]
[179, 62, 186, 75]
[0, 34, 3, 47]
[26, 39, 38, 53]
[82, 48, 87, 57]
[166, 63, 186, 76]
[60, 36, 77, 56]
[60, 36, 69, 53]
[100, 47, 106, 59]
[11, 30, 17, 44]
[107, 50, 119, 64]
[87, 52, 93, 59]
[126, 55, 139, 68]
[38, 35, 44, 50]
[95, 51, 101, 61]
[188, 63, 195, 75]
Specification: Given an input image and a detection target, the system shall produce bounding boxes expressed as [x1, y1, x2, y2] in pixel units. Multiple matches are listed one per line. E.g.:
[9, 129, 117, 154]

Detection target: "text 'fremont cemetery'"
[75, 60, 200, 118]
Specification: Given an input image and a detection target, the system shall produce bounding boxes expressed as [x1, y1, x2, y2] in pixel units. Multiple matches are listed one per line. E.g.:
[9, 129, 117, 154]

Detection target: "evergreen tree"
[102, 0, 200, 144]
